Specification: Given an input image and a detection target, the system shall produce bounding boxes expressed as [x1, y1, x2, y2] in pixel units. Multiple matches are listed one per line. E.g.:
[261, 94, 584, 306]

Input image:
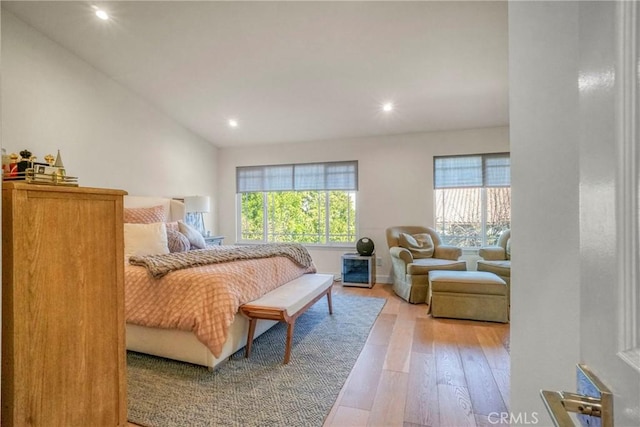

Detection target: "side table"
[204, 235, 225, 246]
[341, 253, 376, 288]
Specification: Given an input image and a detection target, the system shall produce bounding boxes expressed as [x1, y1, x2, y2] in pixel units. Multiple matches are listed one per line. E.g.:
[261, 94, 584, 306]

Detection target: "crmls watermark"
[487, 412, 540, 425]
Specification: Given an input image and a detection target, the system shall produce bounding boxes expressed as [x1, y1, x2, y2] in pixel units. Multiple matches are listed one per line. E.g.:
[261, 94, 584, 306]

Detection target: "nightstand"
[204, 235, 225, 246]
[341, 253, 376, 288]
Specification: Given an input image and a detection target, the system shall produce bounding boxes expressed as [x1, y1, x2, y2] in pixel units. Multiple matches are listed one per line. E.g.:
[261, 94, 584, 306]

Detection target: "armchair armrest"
[479, 246, 506, 260]
[389, 246, 414, 264]
[434, 245, 462, 260]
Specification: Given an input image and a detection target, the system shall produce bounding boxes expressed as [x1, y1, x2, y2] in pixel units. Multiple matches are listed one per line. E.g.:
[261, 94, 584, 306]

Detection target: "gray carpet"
[127, 293, 386, 427]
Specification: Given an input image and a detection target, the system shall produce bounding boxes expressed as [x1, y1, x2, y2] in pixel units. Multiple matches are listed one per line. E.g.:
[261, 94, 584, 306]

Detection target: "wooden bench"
[240, 273, 334, 364]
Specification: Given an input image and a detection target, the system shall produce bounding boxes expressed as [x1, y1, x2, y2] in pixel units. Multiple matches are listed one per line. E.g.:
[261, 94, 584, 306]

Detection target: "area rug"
[127, 294, 386, 427]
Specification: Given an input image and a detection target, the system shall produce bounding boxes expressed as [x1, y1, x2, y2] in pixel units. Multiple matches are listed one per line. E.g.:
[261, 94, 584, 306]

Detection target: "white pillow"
[124, 222, 170, 259]
[398, 232, 435, 259]
[178, 220, 207, 249]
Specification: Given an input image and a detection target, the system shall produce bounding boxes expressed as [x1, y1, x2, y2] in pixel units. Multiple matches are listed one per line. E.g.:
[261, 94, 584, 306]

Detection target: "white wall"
[218, 127, 509, 278]
[1, 11, 219, 232]
[509, 1, 581, 423]
[1, 8, 509, 282]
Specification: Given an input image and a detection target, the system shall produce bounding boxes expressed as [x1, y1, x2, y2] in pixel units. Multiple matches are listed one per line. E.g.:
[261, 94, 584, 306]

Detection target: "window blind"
[434, 153, 510, 189]
[483, 154, 511, 187]
[237, 161, 358, 193]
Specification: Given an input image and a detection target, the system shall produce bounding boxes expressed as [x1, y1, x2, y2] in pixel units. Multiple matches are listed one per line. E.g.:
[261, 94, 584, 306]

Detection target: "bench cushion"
[429, 271, 506, 295]
[246, 273, 334, 317]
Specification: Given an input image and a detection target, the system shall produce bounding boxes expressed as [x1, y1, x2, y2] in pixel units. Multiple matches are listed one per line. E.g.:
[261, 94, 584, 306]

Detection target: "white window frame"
[236, 161, 358, 247]
[434, 153, 511, 248]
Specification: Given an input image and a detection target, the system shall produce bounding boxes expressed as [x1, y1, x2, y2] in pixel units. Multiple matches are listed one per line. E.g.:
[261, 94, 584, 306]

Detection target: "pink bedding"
[125, 256, 316, 357]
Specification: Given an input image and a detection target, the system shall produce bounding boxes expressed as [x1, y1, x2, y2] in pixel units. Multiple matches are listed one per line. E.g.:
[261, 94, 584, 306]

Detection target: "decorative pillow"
[124, 222, 170, 260]
[166, 229, 190, 253]
[506, 238, 511, 260]
[178, 220, 206, 249]
[398, 232, 435, 259]
[124, 205, 167, 224]
[165, 221, 179, 232]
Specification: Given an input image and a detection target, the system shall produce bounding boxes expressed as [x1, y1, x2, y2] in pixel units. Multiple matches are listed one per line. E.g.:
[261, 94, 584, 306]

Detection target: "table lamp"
[184, 195, 210, 236]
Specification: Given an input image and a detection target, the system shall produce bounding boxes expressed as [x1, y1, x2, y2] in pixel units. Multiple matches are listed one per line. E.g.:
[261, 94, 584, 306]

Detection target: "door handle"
[540, 390, 608, 426]
[540, 364, 613, 427]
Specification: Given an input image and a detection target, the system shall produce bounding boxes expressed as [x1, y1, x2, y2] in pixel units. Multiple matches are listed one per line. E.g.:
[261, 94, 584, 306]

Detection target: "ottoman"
[428, 271, 509, 323]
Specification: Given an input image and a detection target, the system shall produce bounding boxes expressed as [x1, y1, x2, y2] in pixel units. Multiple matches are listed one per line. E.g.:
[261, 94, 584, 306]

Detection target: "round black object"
[356, 237, 375, 256]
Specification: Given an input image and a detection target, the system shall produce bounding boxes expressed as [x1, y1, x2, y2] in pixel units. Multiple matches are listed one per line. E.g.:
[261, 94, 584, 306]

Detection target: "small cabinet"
[204, 235, 225, 246]
[341, 253, 376, 288]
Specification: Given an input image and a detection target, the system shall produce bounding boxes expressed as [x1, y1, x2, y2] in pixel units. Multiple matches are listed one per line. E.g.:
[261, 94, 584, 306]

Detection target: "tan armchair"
[386, 226, 466, 303]
[477, 229, 511, 285]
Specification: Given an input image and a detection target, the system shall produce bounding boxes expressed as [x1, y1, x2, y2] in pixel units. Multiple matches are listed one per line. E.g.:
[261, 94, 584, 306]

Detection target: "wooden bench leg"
[242, 281, 334, 364]
[284, 320, 295, 364]
[245, 318, 257, 358]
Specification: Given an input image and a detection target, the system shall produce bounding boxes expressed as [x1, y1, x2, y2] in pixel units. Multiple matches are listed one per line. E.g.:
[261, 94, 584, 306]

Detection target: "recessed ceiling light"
[95, 9, 109, 20]
[228, 119, 239, 128]
[382, 102, 394, 112]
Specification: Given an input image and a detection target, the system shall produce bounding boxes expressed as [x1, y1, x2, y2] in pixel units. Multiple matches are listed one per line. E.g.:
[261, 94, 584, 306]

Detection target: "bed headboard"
[123, 196, 186, 222]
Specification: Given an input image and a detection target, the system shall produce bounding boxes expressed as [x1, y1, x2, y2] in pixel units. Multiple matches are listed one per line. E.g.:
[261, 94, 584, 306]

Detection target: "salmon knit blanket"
[129, 243, 314, 279]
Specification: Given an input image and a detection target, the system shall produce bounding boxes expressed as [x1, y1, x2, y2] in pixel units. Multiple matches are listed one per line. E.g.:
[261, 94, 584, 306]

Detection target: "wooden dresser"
[1, 182, 128, 426]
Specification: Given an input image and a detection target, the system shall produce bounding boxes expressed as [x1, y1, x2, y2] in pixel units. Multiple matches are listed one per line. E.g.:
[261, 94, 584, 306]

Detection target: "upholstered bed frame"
[126, 315, 277, 369]
[124, 195, 186, 222]
[123, 195, 277, 369]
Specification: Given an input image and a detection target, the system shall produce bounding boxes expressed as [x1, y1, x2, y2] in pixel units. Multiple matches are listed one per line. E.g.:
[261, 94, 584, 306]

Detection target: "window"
[434, 153, 510, 247]
[237, 161, 357, 245]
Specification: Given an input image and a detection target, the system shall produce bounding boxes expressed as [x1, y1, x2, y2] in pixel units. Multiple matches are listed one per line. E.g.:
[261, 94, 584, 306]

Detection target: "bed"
[123, 195, 318, 369]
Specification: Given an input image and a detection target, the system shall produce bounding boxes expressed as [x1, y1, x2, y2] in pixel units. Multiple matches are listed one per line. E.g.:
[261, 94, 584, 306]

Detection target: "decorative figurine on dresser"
[1, 148, 77, 185]
[1, 182, 128, 426]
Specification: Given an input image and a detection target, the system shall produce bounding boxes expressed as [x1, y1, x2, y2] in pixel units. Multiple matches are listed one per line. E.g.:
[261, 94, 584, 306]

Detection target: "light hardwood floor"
[324, 282, 510, 427]
[128, 281, 510, 427]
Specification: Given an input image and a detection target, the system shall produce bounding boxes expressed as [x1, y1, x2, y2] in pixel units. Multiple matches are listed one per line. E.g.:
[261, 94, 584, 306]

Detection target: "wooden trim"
[2, 181, 128, 196]
[616, 0, 640, 371]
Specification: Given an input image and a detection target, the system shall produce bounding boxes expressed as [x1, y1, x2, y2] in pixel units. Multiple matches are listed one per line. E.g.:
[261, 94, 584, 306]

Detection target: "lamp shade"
[184, 195, 210, 213]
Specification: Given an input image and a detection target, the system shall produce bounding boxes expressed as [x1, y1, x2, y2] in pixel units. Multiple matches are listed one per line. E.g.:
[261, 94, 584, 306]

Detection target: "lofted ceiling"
[2, 1, 509, 148]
